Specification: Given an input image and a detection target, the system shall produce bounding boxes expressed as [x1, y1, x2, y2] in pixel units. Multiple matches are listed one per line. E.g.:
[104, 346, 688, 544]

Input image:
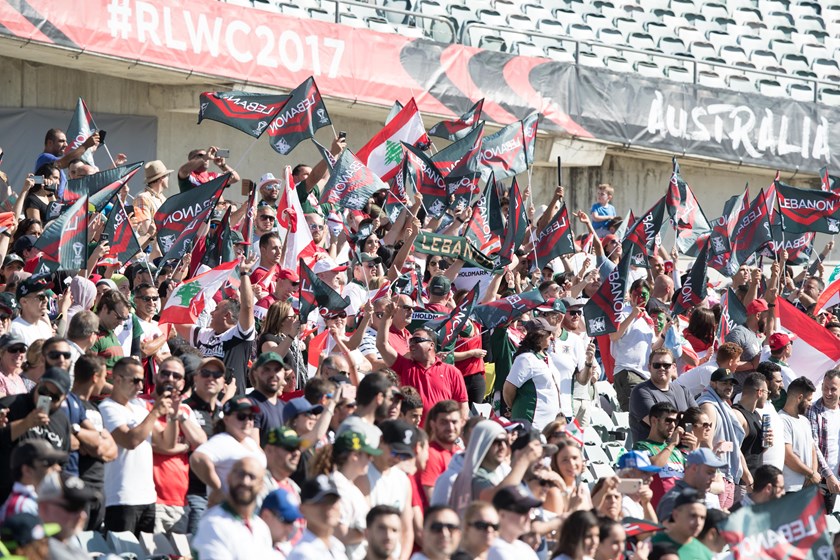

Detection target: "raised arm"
[375, 299, 399, 367]
[237, 254, 257, 333]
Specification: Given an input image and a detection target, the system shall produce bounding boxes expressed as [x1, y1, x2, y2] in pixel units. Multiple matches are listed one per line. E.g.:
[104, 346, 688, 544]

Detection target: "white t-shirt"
[137, 317, 171, 357]
[611, 308, 654, 379]
[673, 360, 719, 399]
[193, 432, 266, 496]
[191, 503, 280, 560]
[507, 352, 564, 430]
[9, 316, 53, 346]
[334, 470, 370, 560]
[823, 407, 840, 476]
[99, 398, 157, 507]
[549, 330, 587, 411]
[780, 410, 815, 491]
[758, 403, 785, 470]
[487, 537, 539, 560]
[288, 529, 347, 560]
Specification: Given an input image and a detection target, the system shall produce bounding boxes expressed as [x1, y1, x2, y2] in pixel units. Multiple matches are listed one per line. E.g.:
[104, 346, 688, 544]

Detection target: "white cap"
[312, 258, 348, 274]
[258, 172, 281, 189]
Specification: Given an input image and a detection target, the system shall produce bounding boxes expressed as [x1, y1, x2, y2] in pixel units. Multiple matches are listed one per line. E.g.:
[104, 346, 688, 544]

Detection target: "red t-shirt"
[142, 398, 193, 507]
[420, 440, 461, 489]
[453, 321, 485, 377]
[391, 354, 467, 425]
[389, 327, 410, 357]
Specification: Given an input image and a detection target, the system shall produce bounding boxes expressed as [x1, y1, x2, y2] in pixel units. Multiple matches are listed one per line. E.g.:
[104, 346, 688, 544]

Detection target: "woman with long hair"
[544, 440, 593, 514]
[11, 218, 42, 245]
[259, 301, 306, 388]
[551, 510, 599, 560]
[24, 164, 60, 223]
[309, 430, 381, 559]
[593, 517, 626, 560]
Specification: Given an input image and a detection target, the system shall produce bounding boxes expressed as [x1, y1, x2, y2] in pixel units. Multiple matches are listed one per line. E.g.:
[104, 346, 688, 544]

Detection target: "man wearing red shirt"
[376, 299, 468, 424]
[420, 400, 463, 501]
[176, 146, 240, 193]
[387, 294, 414, 357]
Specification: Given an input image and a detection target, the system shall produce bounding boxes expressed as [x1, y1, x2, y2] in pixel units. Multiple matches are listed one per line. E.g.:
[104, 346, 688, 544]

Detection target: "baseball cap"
[768, 332, 793, 352]
[37, 472, 100, 512]
[0, 333, 25, 351]
[537, 298, 566, 314]
[15, 276, 49, 300]
[602, 234, 618, 246]
[511, 428, 558, 458]
[686, 448, 727, 468]
[379, 419, 417, 457]
[358, 253, 382, 265]
[0, 513, 60, 549]
[0, 293, 18, 315]
[197, 357, 225, 375]
[493, 416, 524, 432]
[616, 450, 663, 473]
[746, 298, 769, 314]
[40, 367, 71, 396]
[253, 352, 286, 369]
[492, 485, 543, 514]
[561, 296, 587, 309]
[229, 230, 248, 245]
[12, 235, 37, 256]
[281, 397, 324, 425]
[2, 254, 24, 268]
[277, 268, 300, 283]
[299, 474, 341, 504]
[334, 430, 383, 456]
[428, 275, 452, 297]
[222, 396, 260, 416]
[258, 172, 281, 190]
[312, 258, 348, 274]
[710, 367, 738, 385]
[266, 426, 302, 449]
[523, 317, 555, 334]
[672, 487, 705, 510]
[11, 440, 67, 472]
[261, 489, 302, 523]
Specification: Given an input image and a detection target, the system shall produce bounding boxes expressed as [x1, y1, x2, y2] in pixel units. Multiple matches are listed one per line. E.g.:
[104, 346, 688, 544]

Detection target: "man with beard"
[697, 368, 749, 510]
[633, 402, 688, 505]
[365, 505, 402, 560]
[413, 506, 462, 560]
[249, 353, 288, 445]
[337, 372, 396, 451]
[34, 128, 99, 198]
[725, 297, 773, 385]
[305, 213, 332, 253]
[191, 457, 275, 558]
[257, 173, 282, 207]
[756, 362, 786, 470]
[176, 146, 240, 192]
[731, 373, 771, 488]
[807, 369, 840, 510]
[780, 376, 820, 492]
[420, 401, 463, 501]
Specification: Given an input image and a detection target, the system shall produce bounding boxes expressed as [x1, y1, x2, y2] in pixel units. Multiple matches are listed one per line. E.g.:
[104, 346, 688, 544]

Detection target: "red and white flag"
[278, 166, 318, 273]
[564, 418, 584, 446]
[158, 261, 239, 325]
[356, 98, 429, 182]
[777, 298, 840, 385]
[815, 277, 840, 315]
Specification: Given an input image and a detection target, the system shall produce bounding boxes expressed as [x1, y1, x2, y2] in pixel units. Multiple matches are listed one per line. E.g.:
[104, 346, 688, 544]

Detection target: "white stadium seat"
[604, 55, 634, 72]
[728, 74, 755, 93]
[821, 88, 840, 107]
[697, 69, 726, 88]
[789, 82, 815, 102]
[665, 65, 693, 83]
[635, 60, 663, 78]
[757, 79, 786, 98]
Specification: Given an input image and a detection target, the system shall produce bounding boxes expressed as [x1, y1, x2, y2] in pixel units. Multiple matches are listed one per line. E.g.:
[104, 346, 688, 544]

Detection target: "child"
[590, 183, 616, 238]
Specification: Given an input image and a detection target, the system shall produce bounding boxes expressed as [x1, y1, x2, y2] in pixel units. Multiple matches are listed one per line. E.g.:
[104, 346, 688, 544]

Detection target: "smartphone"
[216, 148, 230, 158]
[617, 478, 643, 494]
[32, 176, 44, 185]
[338, 131, 347, 139]
[98, 130, 107, 145]
[574, 473, 582, 487]
[241, 178, 254, 197]
[684, 422, 693, 433]
[36, 395, 51, 414]
[101, 232, 109, 243]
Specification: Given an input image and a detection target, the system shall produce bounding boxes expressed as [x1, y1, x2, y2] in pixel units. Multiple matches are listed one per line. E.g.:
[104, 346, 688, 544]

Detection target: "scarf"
[697, 386, 745, 482]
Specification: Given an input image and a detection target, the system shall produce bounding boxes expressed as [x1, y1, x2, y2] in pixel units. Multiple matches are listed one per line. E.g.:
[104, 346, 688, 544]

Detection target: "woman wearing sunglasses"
[0, 334, 29, 397]
[260, 301, 306, 390]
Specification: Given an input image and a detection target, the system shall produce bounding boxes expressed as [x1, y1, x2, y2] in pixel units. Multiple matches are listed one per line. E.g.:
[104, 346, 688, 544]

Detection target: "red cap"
[768, 332, 794, 351]
[277, 269, 300, 283]
[602, 234, 618, 246]
[746, 298, 769, 315]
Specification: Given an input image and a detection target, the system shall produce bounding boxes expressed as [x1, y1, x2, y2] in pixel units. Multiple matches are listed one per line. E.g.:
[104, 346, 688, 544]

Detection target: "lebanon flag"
[775, 180, 840, 235]
[583, 251, 632, 337]
[65, 97, 97, 168]
[428, 99, 484, 141]
[102, 198, 142, 265]
[319, 149, 389, 210]
[33, 195, 88, 271]
[198, 91, 288, 138]
[357, 98, 429, 182]
[279, 166, 318, 273]
[777, 298, 840, 385]
[473, 289, 544, 330]
[534, 204, 576, 264]
[159, 260, 239, 325]
[424, 281, 480, 347]
[815, 277, 840, 314]
[715, 288, 748, 346]
[671, 239, 709, 316]
[564, 418, 584, 446]
[267, 76, 331, 156]
[64, 161, 143, 205]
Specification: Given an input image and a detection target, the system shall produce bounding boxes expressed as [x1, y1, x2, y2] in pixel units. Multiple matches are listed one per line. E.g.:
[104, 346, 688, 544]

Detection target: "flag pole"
[233, 135, 262, 171]
[526, 165, 540, 271]
[101, 144, 117, 168]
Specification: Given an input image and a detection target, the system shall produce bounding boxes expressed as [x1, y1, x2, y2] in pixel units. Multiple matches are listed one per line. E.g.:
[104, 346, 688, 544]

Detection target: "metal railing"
[320, 0, 457, 42]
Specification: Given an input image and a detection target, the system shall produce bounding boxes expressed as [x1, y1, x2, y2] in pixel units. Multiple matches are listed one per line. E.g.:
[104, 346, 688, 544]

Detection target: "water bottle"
[762, 414, 771, 448]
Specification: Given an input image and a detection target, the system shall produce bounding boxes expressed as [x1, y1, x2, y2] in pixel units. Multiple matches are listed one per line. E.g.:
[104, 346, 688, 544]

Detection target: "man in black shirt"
[249, 352, 288, 446]
[0, 367, 72, 502]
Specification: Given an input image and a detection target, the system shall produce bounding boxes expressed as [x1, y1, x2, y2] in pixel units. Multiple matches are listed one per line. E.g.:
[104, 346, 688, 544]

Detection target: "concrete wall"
[0, 56, 818, 238]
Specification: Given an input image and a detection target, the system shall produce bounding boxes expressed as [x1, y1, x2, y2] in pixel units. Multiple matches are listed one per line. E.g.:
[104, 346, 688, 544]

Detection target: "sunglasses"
[6, 346, 26, 354]
[309, 224, 325, 231]
[650, 362, 674, 370]
[567, 309, 582, 316]
[198, 368, 225, 379]
[536, 479, 555, 488]
[158, 369, 184, 381]
[137, 295, 160, 302]
[492, 438, 510, 447]
[409, 337, 432, 345]
[429, 522, 460, 533]
[47, 351, 71, 360]
[470, 521, 500, 531]
[112, 310, 130, 322]
[341, 402, 358, 410]
[694, 422, 713, 429]
[235, 412, 255, 422]
[374, 312, 385, 319]
[258, 215, 275, 221]
[390, 450, 413, 461]
[37, 386, 62, 402]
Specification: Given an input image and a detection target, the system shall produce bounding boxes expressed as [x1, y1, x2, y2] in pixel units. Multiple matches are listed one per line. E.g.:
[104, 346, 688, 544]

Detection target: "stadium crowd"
[0, 122, 839, 560]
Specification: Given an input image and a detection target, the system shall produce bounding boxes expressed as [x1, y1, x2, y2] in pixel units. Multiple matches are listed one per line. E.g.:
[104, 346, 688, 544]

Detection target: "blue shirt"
[59, 392, 88, 476]
[34, 153, 67, 198]
[590, 202, 616, 235]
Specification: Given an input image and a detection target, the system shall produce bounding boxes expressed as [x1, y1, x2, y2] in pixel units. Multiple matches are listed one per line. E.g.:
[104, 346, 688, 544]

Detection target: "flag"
[473, 289, 545, 330]
[200, 206, 235, 269]
[778, 298, 840, 386]
[534, 204, 576, 264]
[428, 99, 484, 142]
[89, 165, 142, 213]
[819, 166, 840, 193]
[666, 158, 712, 257]
[356, 98, 429, 182]
[564, 418, 584, 446]
[307, 330, 330, 380]
[776, 180, 840, 235]
[33, 195, 88, 271]
[267, 77, 331, 156]
[715, 288, 748, 344]
[403, 143, 449, 218]
[815, 277, 840, 314]
[474, 118, 528, 181]
[622, 518, 663, 538]
[158, 260, 239, 324]
[318, 149, 389, 210]
[414, 231, 497, 271]
[198, 91, 289, 138]
[298, 260, 351, 321]
[279, 167, 318, 273]
[432, 122, 485, 176]
[622, 197, 666, 268]
[65, 97, 97, 167]
[671, 240, 709, 316]
[708, 189, 748, 272]
[583, 252, 632, 336]
[423, 282, 480, 347]
[102, 199, 142, 265]
[719, 485, 831, 560]
[486, 173, 505, 238]
[385, 101, 404, 125]
[446, 172, 481, 213]
[64, 161, 143, 205]
[465, 188, 501, 255]
[762, 213, 814, 265]
[240, 177, 257, 257]
[0, 213, 15, 236]
[522, 112, 540, 167]
[728, 188, 773, 273]
[154, 173, 230, 262]
[393, 266, 422, 301]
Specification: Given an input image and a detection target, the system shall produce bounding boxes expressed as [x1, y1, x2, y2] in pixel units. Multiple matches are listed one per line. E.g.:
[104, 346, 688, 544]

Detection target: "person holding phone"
[633, 402, 689, 506]
[176, 146, 240, 193]
[34, 128, 100, 198]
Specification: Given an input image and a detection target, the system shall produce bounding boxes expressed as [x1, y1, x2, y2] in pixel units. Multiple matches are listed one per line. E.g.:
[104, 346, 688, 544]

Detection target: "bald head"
[228, 457, 265, 507]
[653, 274, 674, 299]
